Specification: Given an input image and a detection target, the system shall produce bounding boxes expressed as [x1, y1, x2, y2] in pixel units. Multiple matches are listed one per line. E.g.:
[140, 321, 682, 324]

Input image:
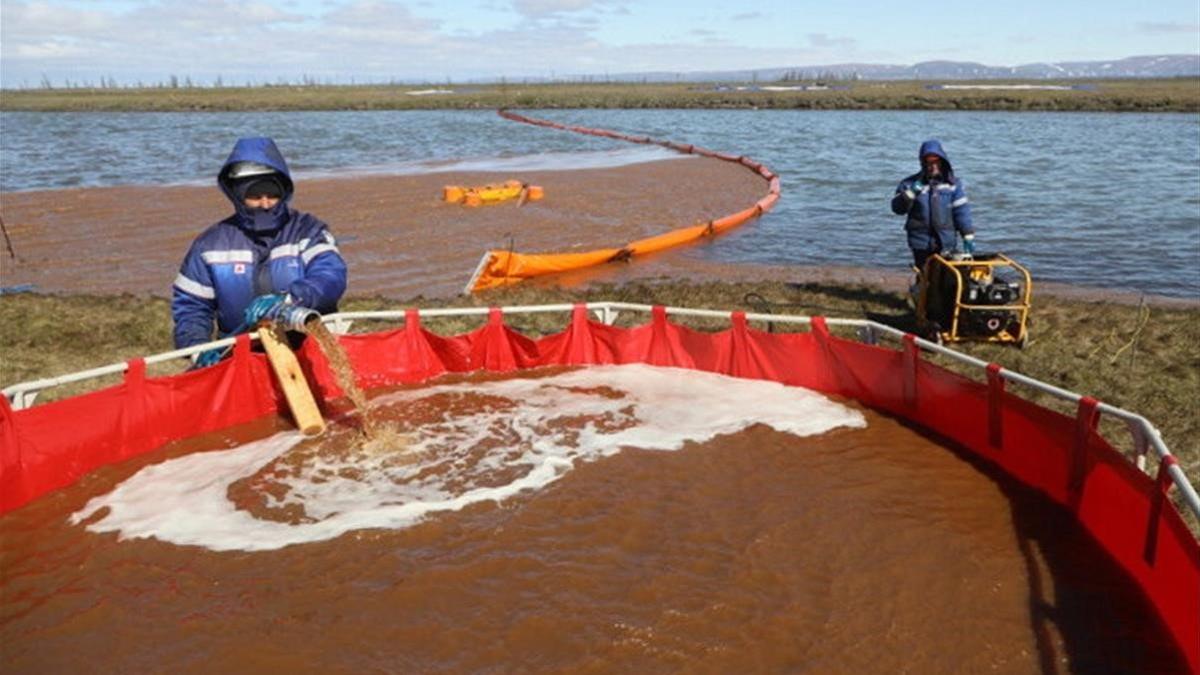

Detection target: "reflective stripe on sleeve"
[952, 196, 969, 207]
[270, 244, 302, 260]
[301, 243, 339, 264]
[200, 250, 254, 264]
[174, 273, 216, 299]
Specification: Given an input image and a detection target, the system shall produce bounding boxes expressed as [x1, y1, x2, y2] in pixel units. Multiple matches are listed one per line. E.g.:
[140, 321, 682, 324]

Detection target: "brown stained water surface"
[0, 158, 766, 299]
[0, 374, 1186, 674]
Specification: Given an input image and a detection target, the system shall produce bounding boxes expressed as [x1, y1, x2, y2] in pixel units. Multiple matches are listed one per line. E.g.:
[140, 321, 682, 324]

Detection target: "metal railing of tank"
[4, 301, 1198, 519]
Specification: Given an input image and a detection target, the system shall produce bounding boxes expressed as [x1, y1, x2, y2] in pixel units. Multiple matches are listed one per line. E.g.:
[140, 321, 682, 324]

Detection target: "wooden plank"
[257, 323, 326, 437]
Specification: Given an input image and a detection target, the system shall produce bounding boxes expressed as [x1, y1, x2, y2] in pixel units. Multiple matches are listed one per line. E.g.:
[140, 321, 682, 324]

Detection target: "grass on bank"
[2, 79, 1198, 113]
[3, 280, 1197, 477]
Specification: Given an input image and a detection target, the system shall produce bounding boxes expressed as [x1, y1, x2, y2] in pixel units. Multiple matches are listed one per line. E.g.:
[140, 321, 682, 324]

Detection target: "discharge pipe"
[272, 305, 322, 332]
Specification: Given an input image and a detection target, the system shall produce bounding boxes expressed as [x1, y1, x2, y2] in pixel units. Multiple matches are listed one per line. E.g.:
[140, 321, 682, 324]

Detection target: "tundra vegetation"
[2, 78, 1197, 112]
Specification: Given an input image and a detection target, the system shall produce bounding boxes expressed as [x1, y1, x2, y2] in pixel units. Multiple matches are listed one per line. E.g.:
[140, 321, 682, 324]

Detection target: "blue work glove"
[962, 234, 976, 254]
[192, 347, 227, 369]
[243, 293, 288, 327]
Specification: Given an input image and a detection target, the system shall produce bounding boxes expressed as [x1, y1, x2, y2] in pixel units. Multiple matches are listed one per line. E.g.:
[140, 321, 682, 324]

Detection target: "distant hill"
[596, 54, 1200, 82]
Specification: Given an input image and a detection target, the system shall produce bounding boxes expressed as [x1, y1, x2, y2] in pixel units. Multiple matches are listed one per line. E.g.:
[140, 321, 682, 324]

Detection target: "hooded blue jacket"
[171, 137, 348, 348]
[890, 139, 974, 254]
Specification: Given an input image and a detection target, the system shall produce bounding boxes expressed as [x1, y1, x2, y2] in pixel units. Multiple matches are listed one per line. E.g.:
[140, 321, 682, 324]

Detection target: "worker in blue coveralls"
[172, 137, 347, 366]
[890, 139, 975, 271]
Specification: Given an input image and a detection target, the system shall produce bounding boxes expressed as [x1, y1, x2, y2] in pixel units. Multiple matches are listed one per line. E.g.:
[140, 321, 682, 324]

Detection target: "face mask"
[245, 201, 285, 232]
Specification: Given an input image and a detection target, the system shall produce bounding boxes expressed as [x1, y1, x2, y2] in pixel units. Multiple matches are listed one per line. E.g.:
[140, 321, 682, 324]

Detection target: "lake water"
[2, 109, 1198, 298]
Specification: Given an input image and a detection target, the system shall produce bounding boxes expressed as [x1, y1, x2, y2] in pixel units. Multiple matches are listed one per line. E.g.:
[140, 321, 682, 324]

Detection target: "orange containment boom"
[463, 110, 782, 293]
[444, 179, 544, 207]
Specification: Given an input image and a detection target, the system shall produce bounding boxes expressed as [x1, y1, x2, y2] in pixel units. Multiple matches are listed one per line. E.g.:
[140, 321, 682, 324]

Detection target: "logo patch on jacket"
[234, 263, 246, 274]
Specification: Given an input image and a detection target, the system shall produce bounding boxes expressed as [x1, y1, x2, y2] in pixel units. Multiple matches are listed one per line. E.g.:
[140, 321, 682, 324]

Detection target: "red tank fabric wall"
[2, 306, 1196, 667]
[1, 335, 280, 512]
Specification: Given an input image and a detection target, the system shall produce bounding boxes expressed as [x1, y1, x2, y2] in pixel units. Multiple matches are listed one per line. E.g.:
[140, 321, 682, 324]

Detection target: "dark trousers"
[912, 249, 934, 271]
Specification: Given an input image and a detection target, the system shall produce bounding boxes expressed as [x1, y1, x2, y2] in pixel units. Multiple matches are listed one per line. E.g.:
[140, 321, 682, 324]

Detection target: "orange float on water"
[443, 180, 543, 207]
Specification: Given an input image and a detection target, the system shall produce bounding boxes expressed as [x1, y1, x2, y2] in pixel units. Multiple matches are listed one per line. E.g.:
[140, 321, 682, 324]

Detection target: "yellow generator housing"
[916, 252, 1032, 347]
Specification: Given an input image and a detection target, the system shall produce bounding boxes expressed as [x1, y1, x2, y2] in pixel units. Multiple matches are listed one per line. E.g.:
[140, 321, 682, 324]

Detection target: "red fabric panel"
[348, 309, 451, 388]
[535, 304, 618, 366]
[1, 334, 278, 512]
[1070, 397, 1102, 509]
[0, 396, 31, 507]
[986, 363, 1004, 450]
[902, 335, 919, 408]
[722, 312, 781, 381]
[1146, 456, 1179, 567]
[470, 308, 542, 371]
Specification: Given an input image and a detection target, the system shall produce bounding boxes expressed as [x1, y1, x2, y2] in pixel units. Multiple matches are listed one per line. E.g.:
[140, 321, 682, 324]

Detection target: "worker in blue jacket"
[172, 137, 347, 365]
[891, 139, 975, 270]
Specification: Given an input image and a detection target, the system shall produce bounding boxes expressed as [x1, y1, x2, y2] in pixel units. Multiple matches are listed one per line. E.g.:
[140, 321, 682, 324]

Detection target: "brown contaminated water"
[0, 370, 1187, 674]
[0, 158, 766, 300]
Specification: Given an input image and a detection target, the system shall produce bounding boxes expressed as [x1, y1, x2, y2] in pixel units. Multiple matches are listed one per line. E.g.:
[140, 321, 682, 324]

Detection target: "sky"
[1, 0, 1198, 87]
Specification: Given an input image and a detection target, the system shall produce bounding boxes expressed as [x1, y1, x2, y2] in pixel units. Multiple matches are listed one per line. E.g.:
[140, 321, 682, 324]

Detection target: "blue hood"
[918, 139, 955, 183]
[217, 137, 296, 233]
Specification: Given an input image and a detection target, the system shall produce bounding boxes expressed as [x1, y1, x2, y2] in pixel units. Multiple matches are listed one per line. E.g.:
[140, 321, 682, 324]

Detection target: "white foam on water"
[160, 147, 690, 189]
[72, 364, 865, 552]
[298, 146, 690, 182]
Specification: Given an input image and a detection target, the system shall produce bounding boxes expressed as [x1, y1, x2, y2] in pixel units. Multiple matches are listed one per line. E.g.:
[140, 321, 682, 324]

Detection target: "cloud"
[1136, 21, 1200, 34]
[324, 0, 431, 27]
[317, 1, 441, 45]
[510, 0, 598, 18]
[1, 1, 310, 58]
[0, 0, 449, 83]
[1, 1, 112, 44]
[806, 33, 855, 49]
[730, 12, 761, 21]
[0, 0, 844, 85]
[535, 40, 825, 76]
[14, 41, 89, 59]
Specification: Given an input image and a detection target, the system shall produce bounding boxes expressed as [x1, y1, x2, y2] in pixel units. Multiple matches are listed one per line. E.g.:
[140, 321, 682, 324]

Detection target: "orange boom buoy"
[443, 180, 543, 207]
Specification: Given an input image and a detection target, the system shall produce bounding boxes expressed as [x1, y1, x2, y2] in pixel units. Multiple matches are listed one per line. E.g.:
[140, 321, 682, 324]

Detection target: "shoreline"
[522, 256, 1200, 309]
[2, 79, 1198, 113]
[3, 263, 1194, 309]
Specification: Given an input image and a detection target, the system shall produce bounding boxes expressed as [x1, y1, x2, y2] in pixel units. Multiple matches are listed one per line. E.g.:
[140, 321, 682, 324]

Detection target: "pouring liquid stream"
[304, 320, 381, 440]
